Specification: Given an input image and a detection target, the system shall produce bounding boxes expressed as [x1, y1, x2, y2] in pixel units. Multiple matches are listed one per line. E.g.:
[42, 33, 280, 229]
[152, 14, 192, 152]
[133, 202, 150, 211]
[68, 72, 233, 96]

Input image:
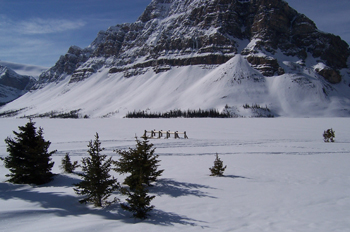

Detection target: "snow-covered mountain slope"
[0, 61, 47, 79]
[1, 55, 349, 118]
[0, 65, 37, 106]
[1, 0, 350, 117]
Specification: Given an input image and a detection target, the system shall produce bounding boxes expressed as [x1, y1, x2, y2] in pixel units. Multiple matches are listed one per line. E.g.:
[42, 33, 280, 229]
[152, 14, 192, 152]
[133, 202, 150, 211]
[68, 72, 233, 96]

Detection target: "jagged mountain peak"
[36, 0, 349, 87]
[138, 0, 174, 22]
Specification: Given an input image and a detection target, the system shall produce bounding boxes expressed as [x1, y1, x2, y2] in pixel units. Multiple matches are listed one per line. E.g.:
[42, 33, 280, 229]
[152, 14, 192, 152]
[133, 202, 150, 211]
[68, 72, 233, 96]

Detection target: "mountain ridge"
[0, 65, 36, 105]
[37, 0, 349, 83]
[0, 61, 47, 79]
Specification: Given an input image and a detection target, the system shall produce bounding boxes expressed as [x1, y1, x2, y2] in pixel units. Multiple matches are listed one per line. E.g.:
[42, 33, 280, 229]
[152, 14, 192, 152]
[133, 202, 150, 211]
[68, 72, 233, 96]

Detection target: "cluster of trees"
[125, 108, 231, 118]
[2, 119, 338, 219]
[243, 103, 271, 111]
[1, 120, 165, 219]
[72, 133, 164, 218]
[242, 104, 274, 118]
[5, 119, 304, 219]
[22, 110, 89, 119]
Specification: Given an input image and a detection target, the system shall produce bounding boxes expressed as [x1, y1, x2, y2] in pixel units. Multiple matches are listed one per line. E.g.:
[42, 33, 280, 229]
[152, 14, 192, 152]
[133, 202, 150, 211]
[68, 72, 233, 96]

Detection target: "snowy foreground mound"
[0, 118, 350, 231]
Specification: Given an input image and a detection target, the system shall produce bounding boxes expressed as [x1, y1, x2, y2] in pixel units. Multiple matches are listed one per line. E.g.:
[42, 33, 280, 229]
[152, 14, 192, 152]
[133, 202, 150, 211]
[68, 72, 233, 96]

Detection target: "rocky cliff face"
[0, 65, 36, 105]
[37, 0, 349, 86]
[36, 46, 91, 86]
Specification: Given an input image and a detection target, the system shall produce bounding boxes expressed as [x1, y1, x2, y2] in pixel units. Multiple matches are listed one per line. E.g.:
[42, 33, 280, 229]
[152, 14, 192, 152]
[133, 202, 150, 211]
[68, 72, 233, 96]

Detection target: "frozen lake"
[0, 118, 350, 231]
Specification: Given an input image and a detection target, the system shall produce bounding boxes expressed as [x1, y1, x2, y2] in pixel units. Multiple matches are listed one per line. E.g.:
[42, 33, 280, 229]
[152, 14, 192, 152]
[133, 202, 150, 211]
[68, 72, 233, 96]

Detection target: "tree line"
[125, 108, 231, 118]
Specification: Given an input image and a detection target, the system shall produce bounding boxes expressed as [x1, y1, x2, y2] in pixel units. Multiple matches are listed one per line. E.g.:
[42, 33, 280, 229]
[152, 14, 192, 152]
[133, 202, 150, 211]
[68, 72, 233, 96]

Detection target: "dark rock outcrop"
[36, 46, 91, 86]
[315, 66, 342, 84]
[246, 55, 284, 76]
[37, 0, 349, 84]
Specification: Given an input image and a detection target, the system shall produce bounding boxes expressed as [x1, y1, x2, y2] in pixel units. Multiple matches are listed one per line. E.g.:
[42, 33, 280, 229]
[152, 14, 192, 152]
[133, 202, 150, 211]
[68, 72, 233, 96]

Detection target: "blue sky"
[1, 0, 349, 67]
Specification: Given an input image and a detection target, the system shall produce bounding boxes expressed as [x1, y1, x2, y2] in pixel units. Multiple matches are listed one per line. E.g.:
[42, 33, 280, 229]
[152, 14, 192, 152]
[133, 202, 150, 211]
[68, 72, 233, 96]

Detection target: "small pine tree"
[4, 119, 56, 185]
[323, 128, 335, 142]
[60, 153, 79, 173]
[121, 182, 155, 219]
[74, 133, 119, 207]
[114, 137, 164, 189]
[209, 153, 227, 176]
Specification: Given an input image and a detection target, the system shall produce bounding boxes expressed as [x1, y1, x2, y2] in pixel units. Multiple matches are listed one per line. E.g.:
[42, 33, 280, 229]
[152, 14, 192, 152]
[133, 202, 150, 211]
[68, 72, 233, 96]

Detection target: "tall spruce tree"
[114, 137, 164, 189]
[74, 133, 119, 207]
[4, 119, 56, 185]
[115, 137, 162, 219]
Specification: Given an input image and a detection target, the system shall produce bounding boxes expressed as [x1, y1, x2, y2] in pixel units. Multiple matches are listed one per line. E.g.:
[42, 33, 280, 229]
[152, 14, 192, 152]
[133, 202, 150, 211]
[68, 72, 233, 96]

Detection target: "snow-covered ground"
[0, 118, 350, 232]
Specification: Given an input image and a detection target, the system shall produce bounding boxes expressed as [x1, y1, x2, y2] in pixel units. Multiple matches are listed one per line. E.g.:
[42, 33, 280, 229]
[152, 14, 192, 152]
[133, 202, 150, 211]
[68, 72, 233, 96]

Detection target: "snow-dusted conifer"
[209, 153, 227, 176]
[114, 137, 164, 189]
[4, 119, 56, 185]
[323, 128, 335, 142]
[60, 153, 79, 173]
[74, 133, 119, 207]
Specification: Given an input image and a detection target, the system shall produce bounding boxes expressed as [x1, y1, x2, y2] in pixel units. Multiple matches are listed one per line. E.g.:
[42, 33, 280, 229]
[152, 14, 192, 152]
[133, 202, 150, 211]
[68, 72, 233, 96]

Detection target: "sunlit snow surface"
[0, 118, 350, 231]
[2, 55, 350, 118]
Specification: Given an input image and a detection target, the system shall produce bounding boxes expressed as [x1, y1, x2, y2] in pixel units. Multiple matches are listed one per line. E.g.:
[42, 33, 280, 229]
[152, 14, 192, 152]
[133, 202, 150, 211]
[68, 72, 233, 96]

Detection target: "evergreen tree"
[74, 133, 119, 207]
[120, 182, 155, 219]
[4, 119, 56, 185]
[114, 137, 164, 189]
[323, 128, 335, 142]
[209, 153, 227, 176]
[60, 153, 79, 173]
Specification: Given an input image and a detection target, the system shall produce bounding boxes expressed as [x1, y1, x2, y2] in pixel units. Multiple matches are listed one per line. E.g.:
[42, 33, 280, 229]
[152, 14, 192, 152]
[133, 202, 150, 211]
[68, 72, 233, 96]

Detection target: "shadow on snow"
[223, 174, 248, 179]
[150, 178, 217, 198]
[0, 175, 207, 227]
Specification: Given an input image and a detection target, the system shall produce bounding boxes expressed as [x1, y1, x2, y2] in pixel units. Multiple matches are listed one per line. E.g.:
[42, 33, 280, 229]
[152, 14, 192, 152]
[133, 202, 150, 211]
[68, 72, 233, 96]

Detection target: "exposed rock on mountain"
[36, 0, 349, 85]
[37, 46, 92, 86]
[0, 65, 36, 105]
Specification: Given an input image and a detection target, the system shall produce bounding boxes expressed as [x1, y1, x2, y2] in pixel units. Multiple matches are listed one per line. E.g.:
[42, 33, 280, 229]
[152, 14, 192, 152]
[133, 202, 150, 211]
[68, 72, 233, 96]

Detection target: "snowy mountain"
[0, 61, 47, 79]
[0, 65, 36, 106]
[1, 0, 350, 118]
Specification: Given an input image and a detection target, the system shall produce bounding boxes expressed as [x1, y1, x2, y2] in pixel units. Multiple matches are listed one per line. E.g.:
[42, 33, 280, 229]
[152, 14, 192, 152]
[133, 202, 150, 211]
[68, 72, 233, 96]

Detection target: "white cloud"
[0, 15, 87, 66]
[0, 15, 86, 35]
[16, 18, 86, 35]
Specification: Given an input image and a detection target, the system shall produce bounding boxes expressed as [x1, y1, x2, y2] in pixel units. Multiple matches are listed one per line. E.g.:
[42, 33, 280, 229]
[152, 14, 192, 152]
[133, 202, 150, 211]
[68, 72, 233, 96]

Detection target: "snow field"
[0, 118, 350, 231]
